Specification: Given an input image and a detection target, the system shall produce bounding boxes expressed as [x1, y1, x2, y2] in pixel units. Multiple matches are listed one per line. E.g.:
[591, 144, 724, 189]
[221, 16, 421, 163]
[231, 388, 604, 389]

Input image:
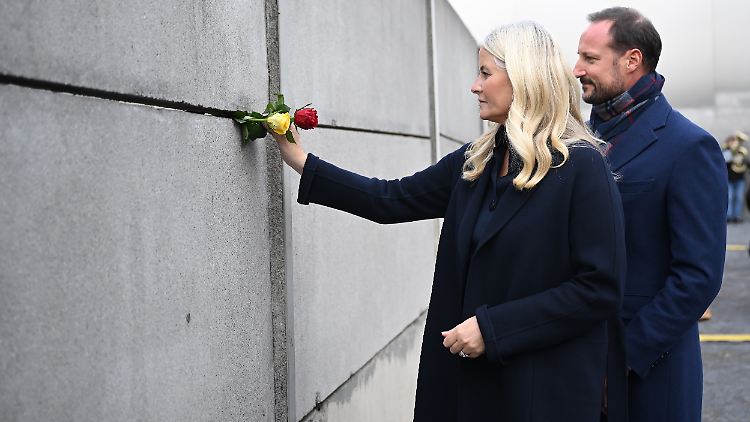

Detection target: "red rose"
[294, 108, 318, 130]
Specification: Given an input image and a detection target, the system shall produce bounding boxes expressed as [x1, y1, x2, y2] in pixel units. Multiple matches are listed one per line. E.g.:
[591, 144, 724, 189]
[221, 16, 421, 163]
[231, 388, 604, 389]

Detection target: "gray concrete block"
[300, 313, 426, 422]
[440, 135, 467, 161]
[436, 0, 483, 143]
[0, 85, 274, 422]
[0, 1, 268, 110]
[278, 0, 431, 136]
[283, 128, 436, 420]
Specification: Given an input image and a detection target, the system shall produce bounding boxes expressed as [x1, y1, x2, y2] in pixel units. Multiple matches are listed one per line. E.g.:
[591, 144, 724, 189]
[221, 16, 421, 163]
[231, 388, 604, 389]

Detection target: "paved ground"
[701, 221, 750, 422]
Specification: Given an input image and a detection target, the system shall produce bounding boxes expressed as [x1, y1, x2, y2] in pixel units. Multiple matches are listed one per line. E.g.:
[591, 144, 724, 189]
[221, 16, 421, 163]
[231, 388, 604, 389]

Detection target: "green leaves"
[234, 94, 307, 145]
[233, 110, 267, 144]
[264, 94, 290, 114]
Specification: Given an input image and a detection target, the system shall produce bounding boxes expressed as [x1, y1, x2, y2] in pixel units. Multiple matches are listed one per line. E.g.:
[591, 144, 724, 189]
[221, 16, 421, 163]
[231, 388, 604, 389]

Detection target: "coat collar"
[606, 95, 671, 171]
[454, 164, 533, 284]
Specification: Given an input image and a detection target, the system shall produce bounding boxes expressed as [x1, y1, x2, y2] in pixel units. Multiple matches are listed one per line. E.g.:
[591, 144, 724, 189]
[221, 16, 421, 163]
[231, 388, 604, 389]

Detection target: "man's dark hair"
[588, 7, 662, 72]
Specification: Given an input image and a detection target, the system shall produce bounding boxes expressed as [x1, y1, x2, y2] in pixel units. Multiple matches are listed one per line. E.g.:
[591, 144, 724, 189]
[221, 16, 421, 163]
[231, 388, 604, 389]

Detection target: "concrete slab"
[278, 0, 431, 136]
[0, 1, 268, 110]
[0, 85, 274, 422]
[440, 136, 467, 161]
[436, 0, 483, 143]
[300, 314, 426, 422]
[284, 128, 436, 420]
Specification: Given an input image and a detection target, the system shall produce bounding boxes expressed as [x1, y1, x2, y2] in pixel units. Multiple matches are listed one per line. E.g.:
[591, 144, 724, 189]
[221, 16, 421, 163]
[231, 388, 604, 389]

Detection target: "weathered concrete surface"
[300, 313, 426, 422]
[284, 128, 435, 420]
[0, 1, 268, 110]
[278, 0, 431, 136]
[436, 0, 482, 143]
[440, 136, 468, 167]
[0, 85, 274, 422]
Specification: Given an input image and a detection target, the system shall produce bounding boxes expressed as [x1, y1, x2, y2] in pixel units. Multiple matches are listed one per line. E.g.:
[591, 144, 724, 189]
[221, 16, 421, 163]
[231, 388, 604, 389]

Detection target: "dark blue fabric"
[471, 131, 513, 250]
[589, 93, 727, 422]
[297, 142, 626, 422]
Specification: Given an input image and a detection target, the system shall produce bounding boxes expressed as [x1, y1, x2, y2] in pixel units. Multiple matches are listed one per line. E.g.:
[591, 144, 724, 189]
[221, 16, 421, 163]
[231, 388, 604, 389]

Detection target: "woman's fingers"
[441, 317, 486, 358]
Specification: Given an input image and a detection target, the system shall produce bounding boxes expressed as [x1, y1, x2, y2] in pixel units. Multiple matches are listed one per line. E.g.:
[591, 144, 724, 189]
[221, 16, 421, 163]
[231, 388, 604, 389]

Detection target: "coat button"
[489, 200, 497, 210]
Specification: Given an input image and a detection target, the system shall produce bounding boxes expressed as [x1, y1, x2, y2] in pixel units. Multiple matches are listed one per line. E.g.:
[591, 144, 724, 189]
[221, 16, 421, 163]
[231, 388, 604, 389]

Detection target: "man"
[574, 7, 727, 422]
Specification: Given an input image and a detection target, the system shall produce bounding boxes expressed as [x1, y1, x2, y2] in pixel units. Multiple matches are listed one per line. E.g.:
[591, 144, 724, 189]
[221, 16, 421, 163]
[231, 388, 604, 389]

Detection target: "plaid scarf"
[589, 72, 665, 148]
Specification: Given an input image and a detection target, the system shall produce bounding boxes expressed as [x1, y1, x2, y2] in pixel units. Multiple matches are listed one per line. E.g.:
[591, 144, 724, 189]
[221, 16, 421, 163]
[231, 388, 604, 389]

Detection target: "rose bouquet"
[233, 94, 318, 144]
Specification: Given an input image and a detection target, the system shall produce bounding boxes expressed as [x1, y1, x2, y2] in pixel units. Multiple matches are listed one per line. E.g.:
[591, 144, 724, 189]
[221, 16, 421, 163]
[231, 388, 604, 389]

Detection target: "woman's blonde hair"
[462, 21, 601, 189]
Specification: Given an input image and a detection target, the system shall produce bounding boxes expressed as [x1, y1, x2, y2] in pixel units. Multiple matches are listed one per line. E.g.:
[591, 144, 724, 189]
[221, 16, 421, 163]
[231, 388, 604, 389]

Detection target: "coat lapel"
[607, 96, 670, 171]
[455, 166, 491, 281]
[474, 185, 533, 253]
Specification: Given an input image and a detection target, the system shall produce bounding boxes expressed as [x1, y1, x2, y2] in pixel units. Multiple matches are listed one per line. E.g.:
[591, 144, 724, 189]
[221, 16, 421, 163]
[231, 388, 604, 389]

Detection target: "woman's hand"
[441, 316, 485, 358]
[266, 124, 307, 175]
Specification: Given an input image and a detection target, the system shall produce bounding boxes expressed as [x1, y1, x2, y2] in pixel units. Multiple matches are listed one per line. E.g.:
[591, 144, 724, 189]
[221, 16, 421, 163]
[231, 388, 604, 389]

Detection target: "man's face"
[574, 20, 627, 105]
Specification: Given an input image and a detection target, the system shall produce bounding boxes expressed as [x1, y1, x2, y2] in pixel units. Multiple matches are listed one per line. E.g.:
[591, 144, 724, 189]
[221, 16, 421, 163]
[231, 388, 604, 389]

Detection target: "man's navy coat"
[601, 95, 727, 422]
[297, 143, 627, 421]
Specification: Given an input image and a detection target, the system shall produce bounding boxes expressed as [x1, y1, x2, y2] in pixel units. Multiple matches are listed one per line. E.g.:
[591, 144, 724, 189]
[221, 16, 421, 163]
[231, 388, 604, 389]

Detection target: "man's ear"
[624, 48, 643, 73]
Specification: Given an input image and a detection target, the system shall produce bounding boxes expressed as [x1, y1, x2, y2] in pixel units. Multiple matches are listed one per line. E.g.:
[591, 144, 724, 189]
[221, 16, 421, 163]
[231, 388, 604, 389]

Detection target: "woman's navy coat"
[297, 143, 627, 422]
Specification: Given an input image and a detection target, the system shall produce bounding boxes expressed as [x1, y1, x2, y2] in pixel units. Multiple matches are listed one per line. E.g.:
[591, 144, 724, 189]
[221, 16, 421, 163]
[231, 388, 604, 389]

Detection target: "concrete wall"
[1, 1, 481, 421]
[279, 1, 480, 420]
[0, 85, 275, 421]
[279, 1, 433, 419]
[0, 1, 276, 421]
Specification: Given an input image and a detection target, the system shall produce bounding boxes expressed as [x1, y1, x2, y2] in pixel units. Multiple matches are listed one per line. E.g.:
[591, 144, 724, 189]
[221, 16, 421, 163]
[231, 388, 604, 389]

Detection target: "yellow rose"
[266, 112, 291, 135]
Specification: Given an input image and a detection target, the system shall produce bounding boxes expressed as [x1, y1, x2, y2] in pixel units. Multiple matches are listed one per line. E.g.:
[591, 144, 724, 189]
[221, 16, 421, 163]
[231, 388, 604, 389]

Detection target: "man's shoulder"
[662, 107, 714, 142]
[644, 95, 715, 142]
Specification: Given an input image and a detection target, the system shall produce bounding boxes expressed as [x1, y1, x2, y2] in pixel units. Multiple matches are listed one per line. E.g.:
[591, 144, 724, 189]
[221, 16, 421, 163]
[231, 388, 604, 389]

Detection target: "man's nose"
[573, 61, 585, 78]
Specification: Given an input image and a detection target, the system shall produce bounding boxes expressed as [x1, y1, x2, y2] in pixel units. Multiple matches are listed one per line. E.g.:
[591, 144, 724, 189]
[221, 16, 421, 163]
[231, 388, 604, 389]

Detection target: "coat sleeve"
[296, 144, 468, 223]
[624, 135, 727, 378]
[475, 147, 626, 364]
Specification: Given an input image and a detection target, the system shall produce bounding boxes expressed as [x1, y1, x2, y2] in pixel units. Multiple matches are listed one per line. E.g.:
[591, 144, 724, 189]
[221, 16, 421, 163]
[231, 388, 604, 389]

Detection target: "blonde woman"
[273, 21, 626, 422]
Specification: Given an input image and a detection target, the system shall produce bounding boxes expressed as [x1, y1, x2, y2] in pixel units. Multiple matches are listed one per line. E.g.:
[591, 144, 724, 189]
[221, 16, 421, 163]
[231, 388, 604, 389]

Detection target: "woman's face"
[471, 48, 513, 123]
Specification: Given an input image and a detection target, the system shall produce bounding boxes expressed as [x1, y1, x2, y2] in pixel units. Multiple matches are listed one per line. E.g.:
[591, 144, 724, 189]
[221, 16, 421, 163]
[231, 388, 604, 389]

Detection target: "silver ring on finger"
[459, 350, 470, 358]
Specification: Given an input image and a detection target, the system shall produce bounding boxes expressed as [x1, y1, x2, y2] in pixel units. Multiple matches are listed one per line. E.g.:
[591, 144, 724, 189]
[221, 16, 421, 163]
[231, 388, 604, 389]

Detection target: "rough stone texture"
[436, 0, 482, 143]
[284, 128, 436, 420]
[0, 85, 274, 422]
[278, 0, 431, 136]
[300, 314, 426, 422]
[440, 136, 466, 160]
[0, 1, 268, 110]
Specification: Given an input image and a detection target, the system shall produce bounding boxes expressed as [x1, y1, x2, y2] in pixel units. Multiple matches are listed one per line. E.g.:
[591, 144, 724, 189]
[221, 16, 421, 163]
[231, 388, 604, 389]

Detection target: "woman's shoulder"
[566, 140, 606, 160]
[441, 141, 472, 167]
[564, 141, 610, 175]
